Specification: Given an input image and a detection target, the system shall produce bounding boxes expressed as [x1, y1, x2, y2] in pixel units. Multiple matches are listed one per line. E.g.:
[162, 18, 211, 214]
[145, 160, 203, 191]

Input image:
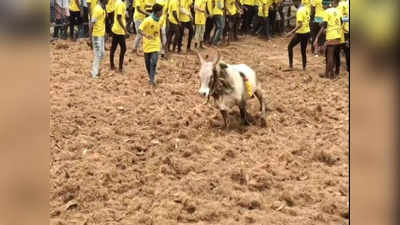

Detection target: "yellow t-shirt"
[213, 0, 224, 15]
[145, 0, 156, 11]
[92, 4, 106, 37]
[134, 0, 148, 20]
[179, 0, 193, 22]
[107, 0, 117, 13]
[87, 0, 98, 16]
[139, 16, 162, 53]
[112, 0, 127, 35]
[312, 0, 325, 22]
[69, 0, 80, 12]
[207, 0, 214, 16]
[257, 0, 272, 17]
[195, 0, 207, 24]
[242, 0, 255, 6]
[168, 0, 180, 24]
[226, 0, 238, 15]
[296, 5, 310, 34]
[324, 7, 342, 40]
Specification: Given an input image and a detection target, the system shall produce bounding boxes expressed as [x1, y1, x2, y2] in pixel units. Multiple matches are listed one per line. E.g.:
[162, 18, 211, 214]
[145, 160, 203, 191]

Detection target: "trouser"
[110, 33, 127, 70]
[288, 32, 309, 69]
[92, 36, 105, 77]
[166, 22, 181, 51]
[325, 44, 339, 77]
[194, 24, 205, 45]
[69, 10, 81, 39]
[269, 8, 276, 35]
[212, 15, 225, 44]
[133, 19, 143, 50]
[277, 5, 285, 34]
[204, 16, 215, 44]
[345, 33, 350, 72]
[80, 7, 89, 37]
[241, 5, 256, 33]
[254, 16, 270, 38]
[311, 21, 325, 53]
[53, 19, 64, 38]
[144, 52, 160, 83]
[127, 7, 135, 33]
[227, 14, 240, 39]
[178, 21, 194, 50]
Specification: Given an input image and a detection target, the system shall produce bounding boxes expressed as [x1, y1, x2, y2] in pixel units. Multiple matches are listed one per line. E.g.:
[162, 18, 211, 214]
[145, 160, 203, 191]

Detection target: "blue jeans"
[212, 15, 225, 44]
[144, 52, 159, 83]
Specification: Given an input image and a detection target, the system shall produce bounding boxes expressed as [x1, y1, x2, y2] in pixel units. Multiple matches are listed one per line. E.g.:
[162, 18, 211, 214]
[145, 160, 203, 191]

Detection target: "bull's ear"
[219, 63, 228, 70]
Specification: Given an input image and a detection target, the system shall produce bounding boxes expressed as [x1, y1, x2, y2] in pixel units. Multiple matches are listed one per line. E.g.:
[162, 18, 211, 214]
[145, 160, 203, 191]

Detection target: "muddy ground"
[50, 34, 349, 225]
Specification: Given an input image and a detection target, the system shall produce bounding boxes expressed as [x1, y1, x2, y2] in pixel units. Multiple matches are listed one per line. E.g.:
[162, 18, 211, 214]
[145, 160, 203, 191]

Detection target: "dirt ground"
[50, 34, 349, 225]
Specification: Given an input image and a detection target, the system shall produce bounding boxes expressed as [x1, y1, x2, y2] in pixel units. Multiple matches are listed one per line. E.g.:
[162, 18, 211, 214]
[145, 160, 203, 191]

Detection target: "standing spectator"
[225, 0, 241, 41]
[314, 0, 342, 78]
[133, 0, 150, 55]
[194, 0, 207, 48]
[166, 0, 181, 52]
[139, 3, 164, 86]
[286, 0, 310, 71]
[53, 0, 67, 39]
[178, 0, 194, 52]
[204, 0, 215, 44]
[69, 0, 81, 40]
[211, 0, 225, 45]
[240, 0, 256, 34]
[89, 0, 108, 78]
[110, 0, 128, 73]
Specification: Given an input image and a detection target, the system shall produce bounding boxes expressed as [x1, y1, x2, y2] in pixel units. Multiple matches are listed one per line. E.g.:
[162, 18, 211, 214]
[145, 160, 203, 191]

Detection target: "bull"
[196, 51, 267, 128]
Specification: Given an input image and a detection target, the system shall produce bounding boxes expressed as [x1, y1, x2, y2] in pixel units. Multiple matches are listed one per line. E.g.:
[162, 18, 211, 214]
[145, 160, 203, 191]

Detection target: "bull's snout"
[199, 88, 209, 97]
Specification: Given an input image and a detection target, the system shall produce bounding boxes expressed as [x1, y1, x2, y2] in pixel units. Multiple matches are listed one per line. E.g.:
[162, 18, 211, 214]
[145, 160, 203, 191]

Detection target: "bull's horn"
[213, 50, 221, 66]
[195, 50, 205, 64]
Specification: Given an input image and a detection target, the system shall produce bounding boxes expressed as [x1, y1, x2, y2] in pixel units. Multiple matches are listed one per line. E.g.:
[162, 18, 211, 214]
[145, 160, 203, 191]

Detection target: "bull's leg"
[239, 101, 251, 126]
[220, 110, 230, 128]
[254, 89, 267, 127]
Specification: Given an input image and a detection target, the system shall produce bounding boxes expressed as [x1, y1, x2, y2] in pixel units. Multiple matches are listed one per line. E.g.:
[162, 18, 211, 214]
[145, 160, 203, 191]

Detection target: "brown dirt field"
[50, 35, 349, 225]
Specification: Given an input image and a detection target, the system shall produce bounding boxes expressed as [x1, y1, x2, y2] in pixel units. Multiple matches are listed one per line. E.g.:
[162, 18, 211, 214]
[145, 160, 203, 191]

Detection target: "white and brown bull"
[196, 51, 267, 128]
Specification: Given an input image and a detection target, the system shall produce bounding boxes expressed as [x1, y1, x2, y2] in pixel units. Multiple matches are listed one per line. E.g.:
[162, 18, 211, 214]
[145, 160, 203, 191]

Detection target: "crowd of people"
[50, 0, 349, 85]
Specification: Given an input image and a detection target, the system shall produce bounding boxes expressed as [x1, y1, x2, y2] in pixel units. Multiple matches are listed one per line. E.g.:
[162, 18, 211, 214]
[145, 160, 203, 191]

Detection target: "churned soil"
[50, 34, 349, 225]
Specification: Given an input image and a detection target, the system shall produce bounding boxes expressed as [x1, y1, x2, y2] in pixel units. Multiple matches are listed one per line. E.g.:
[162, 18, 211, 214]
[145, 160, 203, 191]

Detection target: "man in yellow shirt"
[110, 0, 128, 73]
[194, 0, 207, 48]
[133, 0, 151, 55]
[286, 0, 310, 71]
[226, 0, 241, 41]
[240, 0, 256, 34]
[314, 0, 342, 78]
[139, 4, 164, 86]
[166, 0, 181, 52]
[310, 0, 326, 54]
[337, 0, 349, 73]
[177, 0, 194, 52]
[253, 0, 272, 39]
[89, 0, 109, 78]
[211, 0, 225, 45]
[204, 0, 215, 44]
[69, 0, 81, 40]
